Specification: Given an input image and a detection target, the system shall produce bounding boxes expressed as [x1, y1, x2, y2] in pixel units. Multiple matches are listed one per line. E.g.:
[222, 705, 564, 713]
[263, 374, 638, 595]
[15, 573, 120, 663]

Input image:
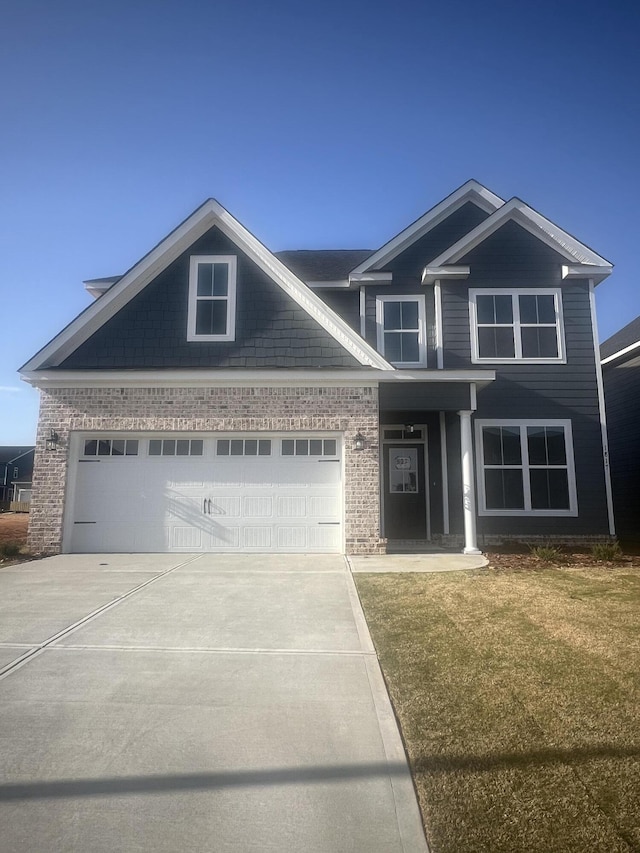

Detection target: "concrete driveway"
[0, 553, 428, 853]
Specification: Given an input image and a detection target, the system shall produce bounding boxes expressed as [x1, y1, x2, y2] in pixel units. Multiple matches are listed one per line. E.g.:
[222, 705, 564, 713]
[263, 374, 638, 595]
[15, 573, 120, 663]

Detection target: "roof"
[426, 198, 613, 283]
[0, 447, 34, 467]
[601, 316, 640, 363]
[275, 250, 373, 282]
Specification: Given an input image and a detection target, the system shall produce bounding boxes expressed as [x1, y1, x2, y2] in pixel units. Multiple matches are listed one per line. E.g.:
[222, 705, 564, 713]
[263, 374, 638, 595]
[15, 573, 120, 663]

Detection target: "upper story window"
[469, 289, 565, 363]
[376, 295, 426, 366]
[187, 255, 237, 342]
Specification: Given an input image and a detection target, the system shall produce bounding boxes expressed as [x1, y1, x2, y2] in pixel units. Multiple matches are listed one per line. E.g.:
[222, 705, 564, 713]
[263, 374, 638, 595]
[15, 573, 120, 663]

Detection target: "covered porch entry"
[379, 375, 493, 554]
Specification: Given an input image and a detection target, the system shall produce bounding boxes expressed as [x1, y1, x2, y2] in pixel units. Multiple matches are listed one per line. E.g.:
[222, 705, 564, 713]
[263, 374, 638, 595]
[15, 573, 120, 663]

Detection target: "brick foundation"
[28, 384, 384, 555]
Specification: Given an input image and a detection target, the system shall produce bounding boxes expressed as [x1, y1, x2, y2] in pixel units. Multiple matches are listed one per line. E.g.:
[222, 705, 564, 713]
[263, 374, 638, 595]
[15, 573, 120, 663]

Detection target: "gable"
[459, 220, 571, 280]
[58, 226, 363, 370]
[381, 201, 491, 278]
[21, 199, 391, 373]
[350, 179, 504, 274]
[425, 197, 612, 285]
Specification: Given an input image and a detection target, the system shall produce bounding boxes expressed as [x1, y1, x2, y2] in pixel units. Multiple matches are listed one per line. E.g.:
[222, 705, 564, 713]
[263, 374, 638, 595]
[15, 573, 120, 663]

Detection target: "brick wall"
[29, 384, 383, 555]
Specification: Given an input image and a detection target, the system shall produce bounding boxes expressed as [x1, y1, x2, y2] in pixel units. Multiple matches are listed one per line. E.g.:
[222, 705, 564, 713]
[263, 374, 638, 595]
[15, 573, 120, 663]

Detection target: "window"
[475, 420, 577, 515]
[84, 438, 139, 457]
[470, 289, 564, 362]
[216, 439, 271, 456]
[376, 296, 426, 365]
[187, 255, 237, 341]
[148, 439, 203, 456]
[281, 438, 337, 457]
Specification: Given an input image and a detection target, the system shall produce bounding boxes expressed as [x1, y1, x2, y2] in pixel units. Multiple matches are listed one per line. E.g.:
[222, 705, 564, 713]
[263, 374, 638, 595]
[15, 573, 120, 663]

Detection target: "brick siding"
[28, 385, 383, 555]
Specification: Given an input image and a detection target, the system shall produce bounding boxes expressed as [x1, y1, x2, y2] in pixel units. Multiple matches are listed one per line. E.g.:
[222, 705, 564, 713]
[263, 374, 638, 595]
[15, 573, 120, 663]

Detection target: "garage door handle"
[318, 522, 340, 525]
[203, 499, 212, 515]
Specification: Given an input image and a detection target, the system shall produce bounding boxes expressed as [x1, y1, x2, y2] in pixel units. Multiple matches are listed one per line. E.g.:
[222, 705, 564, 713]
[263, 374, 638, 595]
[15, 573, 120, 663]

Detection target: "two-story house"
[20, 181, 614, 555]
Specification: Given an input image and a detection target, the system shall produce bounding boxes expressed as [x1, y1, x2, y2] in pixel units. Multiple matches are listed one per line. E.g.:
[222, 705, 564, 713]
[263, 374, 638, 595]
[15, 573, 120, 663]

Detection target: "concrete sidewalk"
[0, 554, 428, 853]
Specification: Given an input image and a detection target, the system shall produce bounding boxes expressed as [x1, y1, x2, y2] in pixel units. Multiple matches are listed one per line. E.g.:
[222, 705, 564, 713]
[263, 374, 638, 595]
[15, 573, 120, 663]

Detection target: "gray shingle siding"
[58, 226, 361, 370]
[603, 361, 640, 538]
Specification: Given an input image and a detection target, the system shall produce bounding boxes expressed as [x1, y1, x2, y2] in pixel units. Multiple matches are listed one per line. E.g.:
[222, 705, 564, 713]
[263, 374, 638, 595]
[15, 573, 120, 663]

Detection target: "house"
[0, 446, 34, 506]
[20, 180, 615, 555]
[601, 317, 640, 539]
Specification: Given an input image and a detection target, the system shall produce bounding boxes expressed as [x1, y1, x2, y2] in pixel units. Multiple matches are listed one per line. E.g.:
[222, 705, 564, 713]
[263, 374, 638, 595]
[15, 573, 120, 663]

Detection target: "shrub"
[0, 541, 21, 557]
[591, 541, 623, 561]
[529, 543, 563, 563]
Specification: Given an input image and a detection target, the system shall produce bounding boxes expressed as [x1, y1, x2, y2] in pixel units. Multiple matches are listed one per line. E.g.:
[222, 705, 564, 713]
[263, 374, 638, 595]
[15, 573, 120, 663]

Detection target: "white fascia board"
[348, 272, 393, 283]
[21, 200, 393, 373]
[349, 180, 504, 275]
[22, 367, 495, 389]
[429, 199, 613, 270]
[562, 264, 613, 285]
[601, 339, 640, 366]
[422, 266, 470, 284]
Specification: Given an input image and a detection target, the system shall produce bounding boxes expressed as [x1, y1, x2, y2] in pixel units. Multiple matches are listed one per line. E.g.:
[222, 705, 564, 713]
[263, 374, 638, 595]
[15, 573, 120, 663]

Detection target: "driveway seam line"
[46, 644, 377, 656]
[0, 554, 203, 682]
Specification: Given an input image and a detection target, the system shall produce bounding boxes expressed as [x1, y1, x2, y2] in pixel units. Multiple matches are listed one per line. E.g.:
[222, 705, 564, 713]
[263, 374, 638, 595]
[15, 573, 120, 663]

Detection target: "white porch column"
[458, 409, 481, 555]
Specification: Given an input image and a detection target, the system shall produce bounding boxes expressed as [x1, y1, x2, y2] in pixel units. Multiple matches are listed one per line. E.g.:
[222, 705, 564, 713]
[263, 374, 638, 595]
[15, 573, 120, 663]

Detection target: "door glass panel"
[388, 447, 419, 493]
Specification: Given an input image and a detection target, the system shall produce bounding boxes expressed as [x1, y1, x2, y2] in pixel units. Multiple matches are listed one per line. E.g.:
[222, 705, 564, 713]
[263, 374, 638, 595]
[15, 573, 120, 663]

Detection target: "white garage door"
[67, 434, 343, 553]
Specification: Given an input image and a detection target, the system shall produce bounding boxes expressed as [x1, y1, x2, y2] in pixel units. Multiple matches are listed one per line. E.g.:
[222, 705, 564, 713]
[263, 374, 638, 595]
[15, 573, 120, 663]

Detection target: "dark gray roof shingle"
[274, 250, 373, 281]
[601, 316, 640, 361]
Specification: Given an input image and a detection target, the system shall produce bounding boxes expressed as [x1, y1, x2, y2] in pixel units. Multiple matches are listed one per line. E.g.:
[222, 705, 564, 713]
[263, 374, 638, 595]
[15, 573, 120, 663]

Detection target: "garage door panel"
[210, 524, 241, 548]
[68, 434, 342, 553]
[210, 497, 241, 518]
[277, 496, 306, 518]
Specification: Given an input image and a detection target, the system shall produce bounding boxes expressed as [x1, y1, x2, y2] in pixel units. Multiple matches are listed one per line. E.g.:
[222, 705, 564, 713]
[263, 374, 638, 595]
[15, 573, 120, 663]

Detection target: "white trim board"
[21, 368, 497, 389]
[589, 281, 616, 535]
[20, 200, 392, 374]
[349, 180, 504, 274]
[428, 198, 612, 277]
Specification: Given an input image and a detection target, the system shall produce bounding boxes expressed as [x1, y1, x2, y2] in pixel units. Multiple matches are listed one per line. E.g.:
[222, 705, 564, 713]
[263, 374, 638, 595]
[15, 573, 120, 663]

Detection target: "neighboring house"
[20, 180, 614, 555]
[0, 447, 35, 504]
[601, 317, 640, 539]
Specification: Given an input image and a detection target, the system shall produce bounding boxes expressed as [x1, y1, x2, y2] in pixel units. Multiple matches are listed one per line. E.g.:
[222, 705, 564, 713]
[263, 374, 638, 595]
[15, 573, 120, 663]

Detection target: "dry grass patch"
[356, 567, 640, 853]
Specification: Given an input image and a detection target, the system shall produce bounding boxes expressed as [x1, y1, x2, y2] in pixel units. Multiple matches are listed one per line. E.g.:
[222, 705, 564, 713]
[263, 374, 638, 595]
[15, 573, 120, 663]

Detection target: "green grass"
[355, 567, 640, 853]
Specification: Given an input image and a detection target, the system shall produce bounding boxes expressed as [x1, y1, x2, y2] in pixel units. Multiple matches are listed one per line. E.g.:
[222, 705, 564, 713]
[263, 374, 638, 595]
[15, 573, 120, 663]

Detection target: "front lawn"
[356, 566, 640, 853]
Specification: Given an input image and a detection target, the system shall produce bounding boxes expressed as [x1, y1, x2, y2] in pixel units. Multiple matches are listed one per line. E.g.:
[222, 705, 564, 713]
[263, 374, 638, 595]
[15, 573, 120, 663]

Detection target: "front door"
[383, 444, 427, 539]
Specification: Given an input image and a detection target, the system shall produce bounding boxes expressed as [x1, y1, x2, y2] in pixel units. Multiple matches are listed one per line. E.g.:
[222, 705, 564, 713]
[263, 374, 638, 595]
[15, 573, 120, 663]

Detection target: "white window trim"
[187, 255, 237, 342]
[475, 418, 578, 516]
[375, 295, 427, 367]
[469, 288, 566, 364]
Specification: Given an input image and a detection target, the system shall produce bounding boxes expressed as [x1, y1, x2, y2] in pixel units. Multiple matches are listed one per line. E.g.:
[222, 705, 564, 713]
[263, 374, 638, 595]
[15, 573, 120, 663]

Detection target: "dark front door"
[383, 444, 427, 539]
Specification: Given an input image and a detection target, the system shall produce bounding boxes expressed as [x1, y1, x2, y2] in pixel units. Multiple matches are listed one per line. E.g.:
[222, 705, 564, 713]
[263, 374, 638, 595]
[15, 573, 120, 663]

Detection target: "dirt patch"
[484, 544, 640, 573]
[0, 512, 29, 546]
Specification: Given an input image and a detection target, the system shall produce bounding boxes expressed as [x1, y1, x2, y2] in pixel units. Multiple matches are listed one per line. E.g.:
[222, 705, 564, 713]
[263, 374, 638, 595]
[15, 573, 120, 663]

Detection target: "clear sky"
[1, 0, 638, 444]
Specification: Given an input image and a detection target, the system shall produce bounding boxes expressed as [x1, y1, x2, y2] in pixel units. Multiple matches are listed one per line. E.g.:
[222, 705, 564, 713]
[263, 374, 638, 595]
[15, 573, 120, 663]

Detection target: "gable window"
[376, 296, 426, 366]
[470, 289, 564, 362]
[475, 419, 577, 516]
[187, 255, 237, 342]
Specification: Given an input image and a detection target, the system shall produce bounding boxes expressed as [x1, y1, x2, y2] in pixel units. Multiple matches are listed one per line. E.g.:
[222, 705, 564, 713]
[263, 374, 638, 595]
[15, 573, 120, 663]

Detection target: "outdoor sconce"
[45, 430, 59, 451]
[404, 424, 415, 434]
[353, 432, 366, 451]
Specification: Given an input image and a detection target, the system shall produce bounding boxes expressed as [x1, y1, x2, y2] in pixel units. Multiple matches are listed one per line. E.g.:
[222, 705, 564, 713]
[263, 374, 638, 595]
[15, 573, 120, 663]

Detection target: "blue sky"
[1, 0, 638, 443]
